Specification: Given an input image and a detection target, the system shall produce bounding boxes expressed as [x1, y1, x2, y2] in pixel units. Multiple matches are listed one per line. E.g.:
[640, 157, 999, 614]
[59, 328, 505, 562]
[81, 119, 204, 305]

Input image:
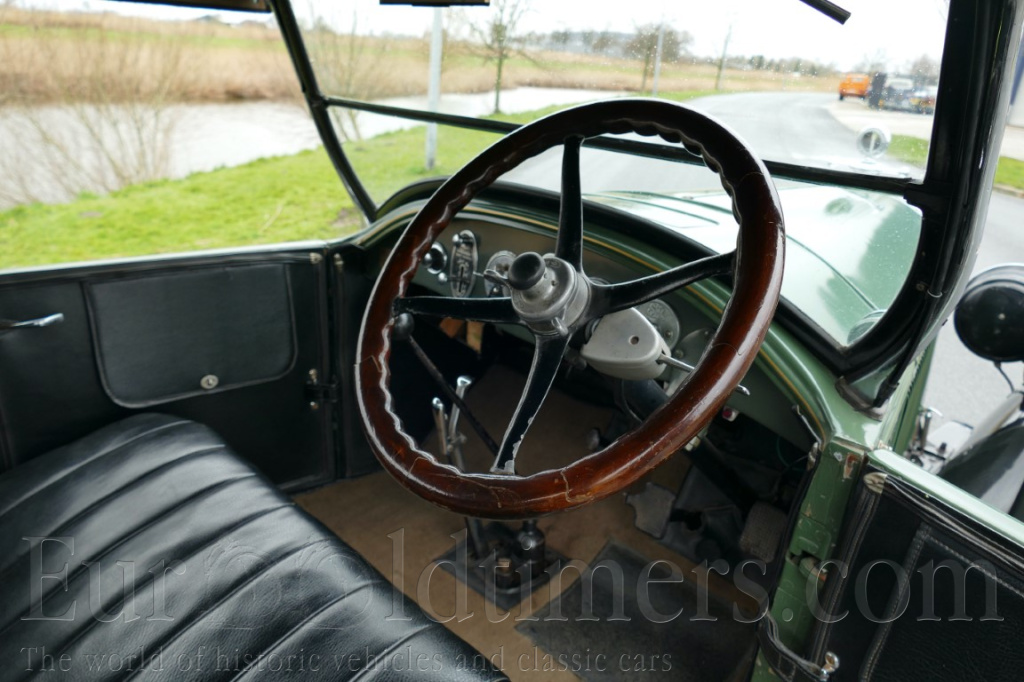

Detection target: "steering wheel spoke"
[395, 295, 519, 325]
[491, 333, 570, 475]
[591, 251, 735, 315]
[555, 135, 585, 271]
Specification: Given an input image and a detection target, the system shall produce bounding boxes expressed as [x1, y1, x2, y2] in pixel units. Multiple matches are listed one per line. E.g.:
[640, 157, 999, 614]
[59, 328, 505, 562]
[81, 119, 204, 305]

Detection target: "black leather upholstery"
[0, 414, 506, 681]
[810, 473, 1024, 681]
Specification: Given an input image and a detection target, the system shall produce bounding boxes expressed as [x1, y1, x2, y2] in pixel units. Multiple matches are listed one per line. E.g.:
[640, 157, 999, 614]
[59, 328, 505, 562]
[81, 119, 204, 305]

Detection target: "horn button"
[503, 252, 590, 336]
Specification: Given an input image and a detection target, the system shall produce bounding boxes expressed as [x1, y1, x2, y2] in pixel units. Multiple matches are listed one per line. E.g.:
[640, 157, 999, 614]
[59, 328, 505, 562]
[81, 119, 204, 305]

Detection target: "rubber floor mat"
[516, 542, 756, 681]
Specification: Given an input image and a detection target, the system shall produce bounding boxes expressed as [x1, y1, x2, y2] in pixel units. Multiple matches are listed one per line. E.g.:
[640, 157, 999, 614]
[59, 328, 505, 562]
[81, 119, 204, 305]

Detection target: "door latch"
[305, 368, 338, 408]
[0, 313, 64, 335]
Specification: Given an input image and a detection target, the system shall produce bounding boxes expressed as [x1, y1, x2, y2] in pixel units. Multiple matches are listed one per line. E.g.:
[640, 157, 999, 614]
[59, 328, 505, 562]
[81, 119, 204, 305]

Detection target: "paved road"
[506, 91, 919, 192]
[923, 191, 1024, 429]
[830, 97, 1024, 162]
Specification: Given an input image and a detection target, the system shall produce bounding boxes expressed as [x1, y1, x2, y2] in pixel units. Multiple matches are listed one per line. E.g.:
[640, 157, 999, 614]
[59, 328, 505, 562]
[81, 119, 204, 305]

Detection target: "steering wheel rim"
[356, 98, 785, 520]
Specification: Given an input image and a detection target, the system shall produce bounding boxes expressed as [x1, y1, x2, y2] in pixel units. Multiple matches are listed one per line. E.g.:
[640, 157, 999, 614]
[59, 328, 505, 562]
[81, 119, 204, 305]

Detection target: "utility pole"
[651, 22, 665, 96]
[425, 7, 443, 171]
[715, 24, 732, 91]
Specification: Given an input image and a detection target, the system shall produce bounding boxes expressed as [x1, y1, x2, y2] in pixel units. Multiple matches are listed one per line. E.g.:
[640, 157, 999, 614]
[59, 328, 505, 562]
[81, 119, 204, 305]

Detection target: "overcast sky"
[22, 0, 949, 71]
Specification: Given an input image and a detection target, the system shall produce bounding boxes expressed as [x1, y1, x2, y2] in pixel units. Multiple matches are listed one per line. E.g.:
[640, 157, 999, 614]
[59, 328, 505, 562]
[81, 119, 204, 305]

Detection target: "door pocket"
[85, 264, 297, 408]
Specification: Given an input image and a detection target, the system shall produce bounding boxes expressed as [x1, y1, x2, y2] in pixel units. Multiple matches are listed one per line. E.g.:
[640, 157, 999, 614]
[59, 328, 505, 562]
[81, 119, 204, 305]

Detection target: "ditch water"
[0, 88, 615, 210]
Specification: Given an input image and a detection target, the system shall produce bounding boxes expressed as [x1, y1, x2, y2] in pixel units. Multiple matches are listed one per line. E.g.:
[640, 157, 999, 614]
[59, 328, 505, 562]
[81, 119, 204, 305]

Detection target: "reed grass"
[0, 6, 835, 106]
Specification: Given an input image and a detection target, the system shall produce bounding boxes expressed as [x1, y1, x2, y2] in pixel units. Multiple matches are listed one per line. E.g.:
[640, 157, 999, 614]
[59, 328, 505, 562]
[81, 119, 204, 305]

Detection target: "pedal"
[626, 482, 676, 538]
[739, 502, 787, 563]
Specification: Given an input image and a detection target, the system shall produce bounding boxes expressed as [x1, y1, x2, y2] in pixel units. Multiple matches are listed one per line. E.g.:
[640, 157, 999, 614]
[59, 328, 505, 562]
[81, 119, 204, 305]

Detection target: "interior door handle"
[0, 313, 65, 333]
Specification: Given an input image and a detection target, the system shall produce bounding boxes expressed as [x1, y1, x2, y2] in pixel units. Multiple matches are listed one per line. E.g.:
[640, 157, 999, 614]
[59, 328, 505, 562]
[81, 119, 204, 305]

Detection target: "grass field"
[5, 99, 1022, 271]
[0, 108, 536, 269]
[0, 7, 299, 104]
[889, 134, 1024, 190]
[0, 94, 720, 270]
[0, 6, 836, 105]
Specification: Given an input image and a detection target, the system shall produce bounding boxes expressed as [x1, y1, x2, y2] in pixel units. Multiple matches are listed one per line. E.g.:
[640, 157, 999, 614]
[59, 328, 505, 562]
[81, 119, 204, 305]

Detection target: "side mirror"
[955, 263, 1024, 364]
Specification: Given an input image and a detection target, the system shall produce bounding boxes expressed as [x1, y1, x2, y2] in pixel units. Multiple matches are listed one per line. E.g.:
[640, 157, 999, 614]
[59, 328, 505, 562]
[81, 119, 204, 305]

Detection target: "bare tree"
[856, 49, 889, 75]
[465, 0, 531, 114]
[908, 54, 940, 85]
[590, 30, 618, 55]
[0, 12, 185, 206]
[627, 23, 693, 93]
[304, 9, 391, 141]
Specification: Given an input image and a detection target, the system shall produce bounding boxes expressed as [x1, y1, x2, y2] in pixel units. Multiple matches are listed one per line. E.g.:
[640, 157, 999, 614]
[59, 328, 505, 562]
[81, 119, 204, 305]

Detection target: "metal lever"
[431, 375, 474, 461]
[432, 380, 487, 560]
[431, 398, 450, 458]
[0, 313, 64, 332]
[449, 375, 473, 439]
[657, 352, 751, 396]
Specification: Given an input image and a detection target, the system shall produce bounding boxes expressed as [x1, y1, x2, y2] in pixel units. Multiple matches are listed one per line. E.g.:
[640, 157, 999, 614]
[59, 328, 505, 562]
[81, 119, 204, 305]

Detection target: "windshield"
[299, 0, 946, 198]
[296, 0, 944, 347]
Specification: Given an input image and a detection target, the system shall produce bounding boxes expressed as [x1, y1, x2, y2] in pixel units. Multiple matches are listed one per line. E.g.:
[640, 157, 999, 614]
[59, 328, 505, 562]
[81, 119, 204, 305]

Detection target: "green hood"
[589, 185, 922, 347]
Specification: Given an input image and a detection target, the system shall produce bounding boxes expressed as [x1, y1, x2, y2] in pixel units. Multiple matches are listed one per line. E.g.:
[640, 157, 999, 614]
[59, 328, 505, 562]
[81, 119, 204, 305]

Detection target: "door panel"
[807, 451, 1024, 680]
[0, 246, 335, 491]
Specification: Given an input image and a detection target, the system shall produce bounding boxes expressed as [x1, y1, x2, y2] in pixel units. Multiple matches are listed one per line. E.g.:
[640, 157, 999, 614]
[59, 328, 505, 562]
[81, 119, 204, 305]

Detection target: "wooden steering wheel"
[356, 99, 784, 520]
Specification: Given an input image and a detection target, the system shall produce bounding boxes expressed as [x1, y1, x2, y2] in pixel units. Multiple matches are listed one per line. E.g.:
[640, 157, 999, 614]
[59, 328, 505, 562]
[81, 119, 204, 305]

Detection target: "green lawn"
[994, 156, 1024, 189]
[18, 95, 1013, 272]
[0, 108, 540, 269]
[0, 149, 348, 269]
[889, 133, 1024, 190]
[887, 135, 929, 167]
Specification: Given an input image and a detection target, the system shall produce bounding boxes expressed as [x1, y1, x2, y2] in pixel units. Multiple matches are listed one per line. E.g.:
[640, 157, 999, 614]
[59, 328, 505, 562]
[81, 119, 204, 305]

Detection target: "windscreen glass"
[301, 0, 947, 204]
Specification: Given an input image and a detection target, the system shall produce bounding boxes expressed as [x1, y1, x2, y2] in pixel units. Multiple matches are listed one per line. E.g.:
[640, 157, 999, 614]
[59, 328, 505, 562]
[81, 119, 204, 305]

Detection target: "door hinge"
[305, 369, 338, 407]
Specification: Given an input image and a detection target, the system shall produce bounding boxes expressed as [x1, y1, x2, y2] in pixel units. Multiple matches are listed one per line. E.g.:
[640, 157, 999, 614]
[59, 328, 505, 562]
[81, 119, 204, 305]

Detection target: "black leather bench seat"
[0, 414, 505, 681]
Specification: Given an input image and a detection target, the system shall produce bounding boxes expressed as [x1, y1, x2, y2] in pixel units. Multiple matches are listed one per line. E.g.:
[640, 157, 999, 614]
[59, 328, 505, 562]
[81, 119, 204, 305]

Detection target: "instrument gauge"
[484, 250, 516, 297]
[638, 299, 681, 348]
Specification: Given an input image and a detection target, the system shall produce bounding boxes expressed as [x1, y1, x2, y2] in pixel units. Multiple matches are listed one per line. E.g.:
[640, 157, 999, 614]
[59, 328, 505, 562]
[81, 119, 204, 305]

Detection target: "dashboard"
[401, 209, 815, 456]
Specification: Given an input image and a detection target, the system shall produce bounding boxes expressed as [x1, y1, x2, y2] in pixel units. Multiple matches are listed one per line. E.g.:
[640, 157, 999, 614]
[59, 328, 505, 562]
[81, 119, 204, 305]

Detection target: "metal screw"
[823, 652, 840, 675]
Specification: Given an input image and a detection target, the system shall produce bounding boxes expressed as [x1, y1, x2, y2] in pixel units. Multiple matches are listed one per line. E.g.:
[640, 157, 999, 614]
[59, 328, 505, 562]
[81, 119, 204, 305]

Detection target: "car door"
[799, 449, 1024, 680]
[0, 243, 341, 491]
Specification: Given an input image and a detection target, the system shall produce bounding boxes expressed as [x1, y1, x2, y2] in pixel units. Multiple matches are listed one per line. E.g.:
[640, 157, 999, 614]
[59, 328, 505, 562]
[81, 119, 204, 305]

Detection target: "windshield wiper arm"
[798, 0, 850, 25]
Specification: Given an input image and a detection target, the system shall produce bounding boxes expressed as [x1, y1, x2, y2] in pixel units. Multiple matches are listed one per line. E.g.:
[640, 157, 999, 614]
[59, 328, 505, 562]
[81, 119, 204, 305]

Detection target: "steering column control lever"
[658, 352, 751, 397]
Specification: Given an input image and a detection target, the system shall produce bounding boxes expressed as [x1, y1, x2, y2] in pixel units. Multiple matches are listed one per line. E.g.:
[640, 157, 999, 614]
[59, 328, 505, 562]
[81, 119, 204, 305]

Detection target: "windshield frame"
[268, 0, 1022, 409]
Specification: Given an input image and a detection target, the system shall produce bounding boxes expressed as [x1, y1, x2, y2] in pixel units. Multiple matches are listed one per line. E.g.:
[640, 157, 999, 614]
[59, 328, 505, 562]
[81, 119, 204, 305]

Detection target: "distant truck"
[838, 73, 870, 99]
